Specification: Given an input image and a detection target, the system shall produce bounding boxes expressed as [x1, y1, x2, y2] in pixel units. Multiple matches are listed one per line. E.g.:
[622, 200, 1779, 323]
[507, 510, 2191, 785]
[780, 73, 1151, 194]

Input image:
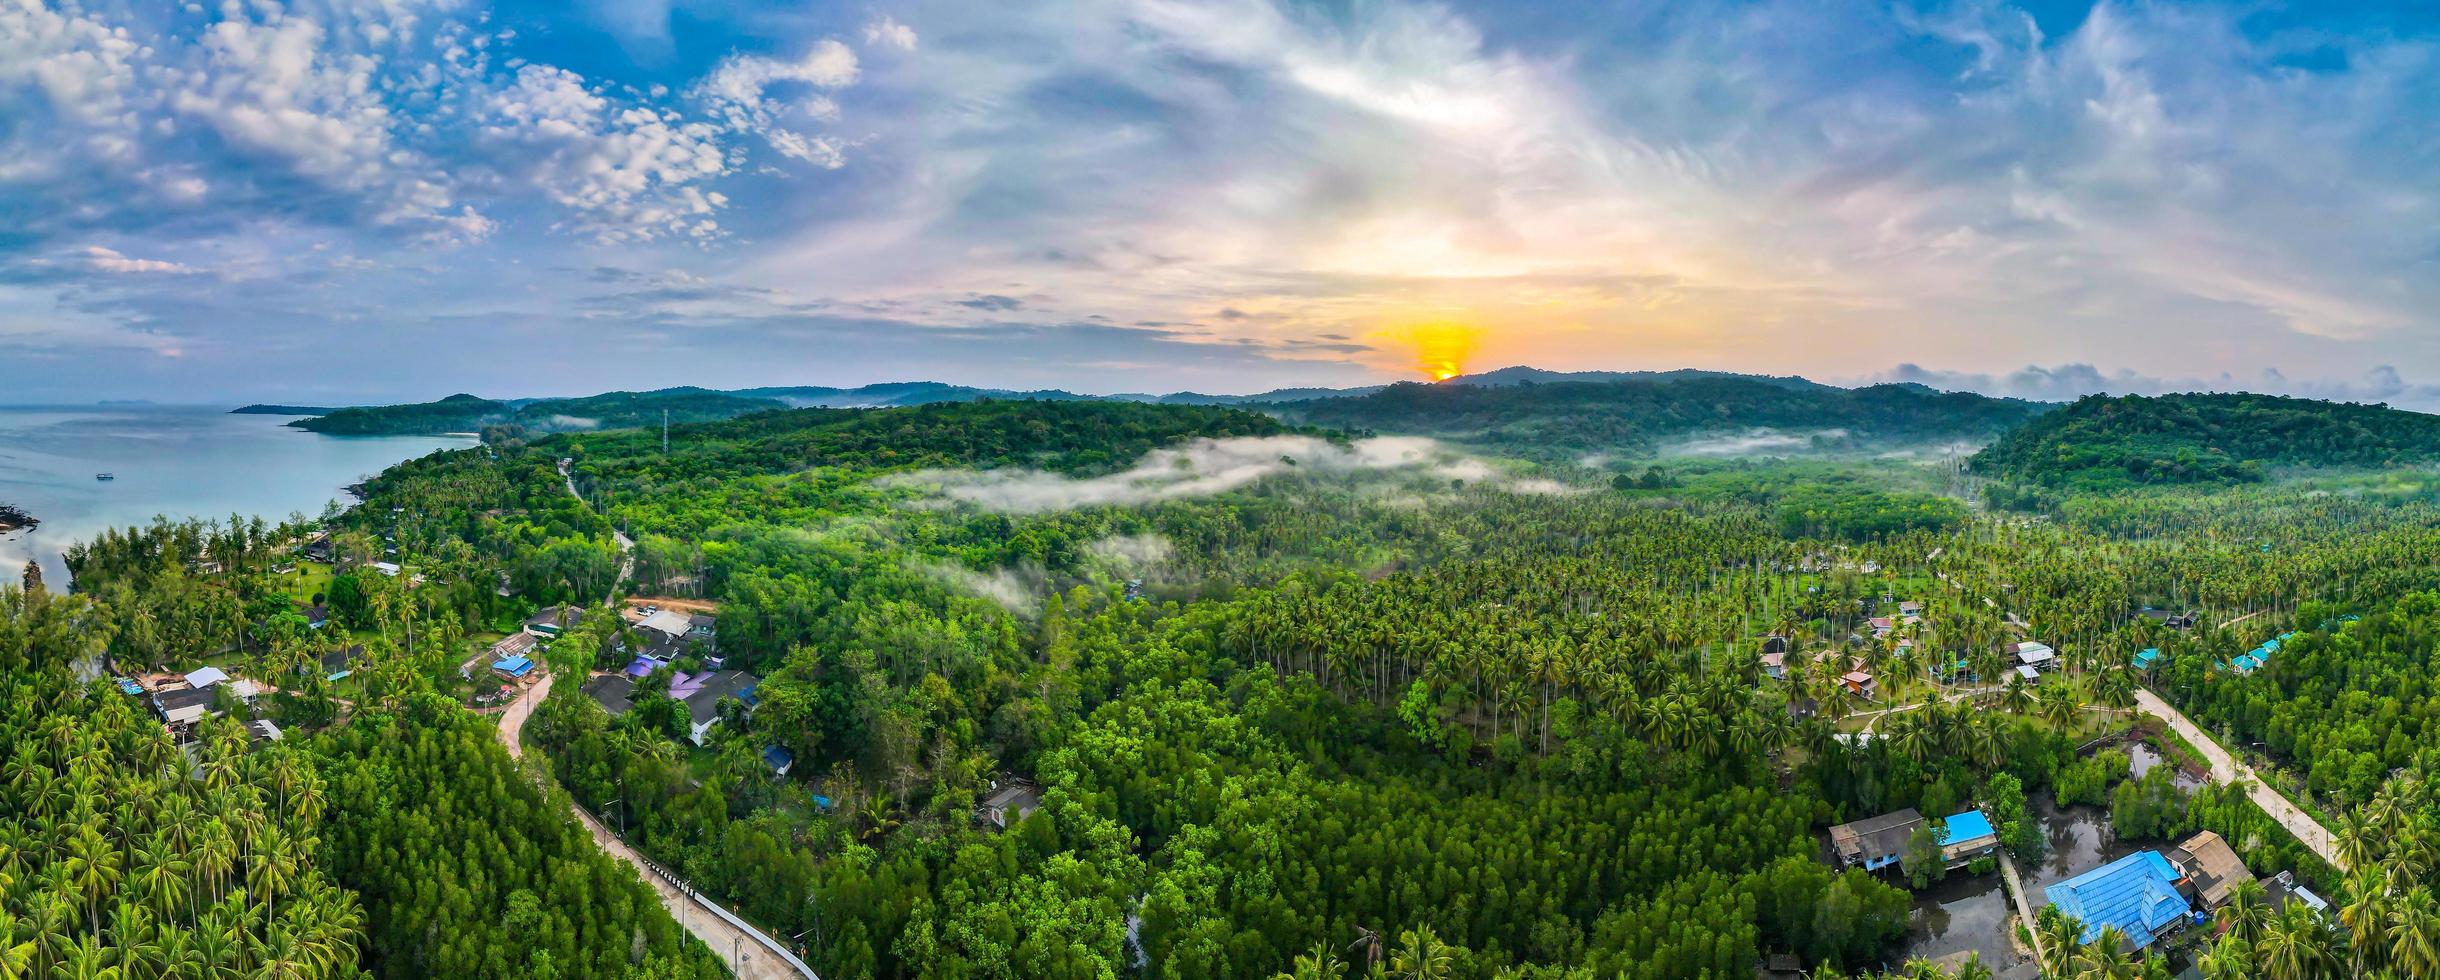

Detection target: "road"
[561, 459, 634, 605]
[2131, 688, 2343, 870]
[498, 673, 803, 980]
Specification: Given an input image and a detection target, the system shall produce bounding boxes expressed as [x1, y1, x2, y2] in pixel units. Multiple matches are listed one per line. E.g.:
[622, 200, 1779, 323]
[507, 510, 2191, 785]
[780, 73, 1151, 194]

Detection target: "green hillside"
[1969, 392, 2440, 488]
[291, 387, 784, 435]
[1274, 377, 2046, 456]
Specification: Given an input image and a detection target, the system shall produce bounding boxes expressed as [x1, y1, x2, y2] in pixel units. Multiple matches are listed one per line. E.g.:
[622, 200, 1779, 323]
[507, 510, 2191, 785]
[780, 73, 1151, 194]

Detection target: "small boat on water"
[95, 473, 114, 481]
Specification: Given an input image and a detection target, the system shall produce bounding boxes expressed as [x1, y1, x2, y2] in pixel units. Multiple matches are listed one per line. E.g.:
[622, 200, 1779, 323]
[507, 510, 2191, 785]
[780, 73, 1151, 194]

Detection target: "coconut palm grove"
[9, 1, 2440, 978]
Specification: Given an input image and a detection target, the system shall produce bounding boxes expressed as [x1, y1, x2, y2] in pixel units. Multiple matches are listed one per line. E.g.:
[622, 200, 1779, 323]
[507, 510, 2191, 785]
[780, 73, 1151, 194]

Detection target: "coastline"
[0, 504, 35, 533]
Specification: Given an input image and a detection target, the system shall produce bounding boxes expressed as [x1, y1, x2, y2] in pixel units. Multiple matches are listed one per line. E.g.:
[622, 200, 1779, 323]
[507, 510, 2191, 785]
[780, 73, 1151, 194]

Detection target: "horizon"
[7, 1, 2440, 407]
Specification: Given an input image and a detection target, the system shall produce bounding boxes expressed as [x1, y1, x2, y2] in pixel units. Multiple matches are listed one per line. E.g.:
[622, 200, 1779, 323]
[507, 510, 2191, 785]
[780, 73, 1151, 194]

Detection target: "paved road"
[498, 673, 800, 979]
[560, 459, 634, 605]
[2132, 688, 2343, 870]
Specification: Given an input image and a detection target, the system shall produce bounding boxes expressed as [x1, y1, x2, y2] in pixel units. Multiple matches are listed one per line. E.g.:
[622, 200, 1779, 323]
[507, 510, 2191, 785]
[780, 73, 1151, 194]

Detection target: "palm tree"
[2334, 812, 2377, 874]
[2035, 908, 2083, 979]
[2389, 887, 2440, 980]
[2002, 675, 2033, 715]
[1388, 926, 1453, 980]
[2257, 901, 2338, 980]
[1274, 940, 1346, 980]
[2072, 927, 2141, 980]
[2217, 878, 2272, 947]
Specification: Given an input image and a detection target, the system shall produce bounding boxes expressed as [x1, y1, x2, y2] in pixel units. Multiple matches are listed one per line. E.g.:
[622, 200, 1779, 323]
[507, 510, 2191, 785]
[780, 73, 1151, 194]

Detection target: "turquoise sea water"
[0, 406, 470, 587]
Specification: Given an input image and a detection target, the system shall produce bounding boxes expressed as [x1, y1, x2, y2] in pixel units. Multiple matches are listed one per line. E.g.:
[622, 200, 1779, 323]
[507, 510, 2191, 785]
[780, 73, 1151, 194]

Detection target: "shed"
[637, 609, 692, 639]
[2043, 850, 2193, 950]
[184, 666, 230, 689]
[1829, 808, 1923, 871]
[761, 745, 794, 777]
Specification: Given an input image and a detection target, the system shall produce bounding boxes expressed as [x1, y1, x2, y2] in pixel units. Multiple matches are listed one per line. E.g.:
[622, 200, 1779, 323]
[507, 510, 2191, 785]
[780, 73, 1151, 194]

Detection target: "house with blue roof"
[2132, 648, 2160, 670]
[490, 655, 536, 680]
[1936, 809, 1999, 867]
[2043, 850, 2194, 950]
[761, 745, 793, 777]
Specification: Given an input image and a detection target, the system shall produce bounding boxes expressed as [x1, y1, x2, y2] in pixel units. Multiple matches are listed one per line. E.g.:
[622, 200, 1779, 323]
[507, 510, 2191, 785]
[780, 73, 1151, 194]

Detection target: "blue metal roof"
[2044, 851, 2191, 949]
[761, 745, 793, 770]
[1937, 810, 1994, 846]
[492, 655, 535, 677]
[2133, 648, 2160, 668]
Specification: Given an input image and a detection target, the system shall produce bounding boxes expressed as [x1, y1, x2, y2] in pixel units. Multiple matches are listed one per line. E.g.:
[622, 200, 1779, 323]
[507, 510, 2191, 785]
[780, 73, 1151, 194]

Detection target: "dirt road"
[497, 674, 807, 979]
[2132, 688, 2343, 870]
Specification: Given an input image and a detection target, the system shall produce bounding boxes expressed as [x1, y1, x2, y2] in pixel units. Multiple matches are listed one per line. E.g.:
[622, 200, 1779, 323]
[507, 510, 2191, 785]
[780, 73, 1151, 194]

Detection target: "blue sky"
[4, 0, 2438, 405]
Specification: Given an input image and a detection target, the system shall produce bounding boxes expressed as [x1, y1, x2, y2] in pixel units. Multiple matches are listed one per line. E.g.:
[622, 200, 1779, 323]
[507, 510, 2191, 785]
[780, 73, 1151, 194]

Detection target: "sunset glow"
[1382, 321, 1482, 383]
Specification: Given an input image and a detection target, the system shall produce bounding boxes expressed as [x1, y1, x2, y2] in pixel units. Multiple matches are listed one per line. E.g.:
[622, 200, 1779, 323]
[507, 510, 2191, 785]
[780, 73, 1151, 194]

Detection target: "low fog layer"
[891, 435, 1522, 513]
[1664, 429, 1849, 457]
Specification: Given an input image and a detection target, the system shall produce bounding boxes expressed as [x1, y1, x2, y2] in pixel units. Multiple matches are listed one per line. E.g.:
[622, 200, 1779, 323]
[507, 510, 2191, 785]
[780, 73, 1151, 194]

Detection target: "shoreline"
[0, 504, 35, 533]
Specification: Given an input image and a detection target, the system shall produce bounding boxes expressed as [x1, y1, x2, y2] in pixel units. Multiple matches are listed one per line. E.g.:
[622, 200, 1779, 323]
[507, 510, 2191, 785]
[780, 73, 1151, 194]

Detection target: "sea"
[0, 405, 472, 588]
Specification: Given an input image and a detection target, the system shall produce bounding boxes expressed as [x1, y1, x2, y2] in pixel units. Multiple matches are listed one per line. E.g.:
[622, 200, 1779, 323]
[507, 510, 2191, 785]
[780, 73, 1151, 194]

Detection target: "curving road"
[2132, 688, 2343, 870]
[498, 673, 803, 979]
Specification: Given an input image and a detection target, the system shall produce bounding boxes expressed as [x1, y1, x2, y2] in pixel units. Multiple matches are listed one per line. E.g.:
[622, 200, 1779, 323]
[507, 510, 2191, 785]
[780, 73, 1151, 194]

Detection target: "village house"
[1760, 651, 1786, 680]
[489, 631, 536, 663]
[975, 778, 1044, 830]
[582, 674, 635, 717]
[2044, 851, 2194, 951]
[1829, 808, 1922, 871]
[1935, 809, 1999, 867]
[491, 655, 537, 681]
[525, 605, 583, 639]
[2167, 830, 2254, 910]
[2013, 641, 2056, 674]
[1840, 670, 1878, 700]
[669, 670, 760, 745]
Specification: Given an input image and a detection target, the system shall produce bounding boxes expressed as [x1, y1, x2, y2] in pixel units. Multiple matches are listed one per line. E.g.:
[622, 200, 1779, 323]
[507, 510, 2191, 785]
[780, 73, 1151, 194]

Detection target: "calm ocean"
[0, 406, 471, 587]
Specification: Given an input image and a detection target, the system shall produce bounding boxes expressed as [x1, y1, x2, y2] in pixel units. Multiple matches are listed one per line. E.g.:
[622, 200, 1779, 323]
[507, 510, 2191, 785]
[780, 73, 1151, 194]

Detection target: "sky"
[3, 0, 2439, 406]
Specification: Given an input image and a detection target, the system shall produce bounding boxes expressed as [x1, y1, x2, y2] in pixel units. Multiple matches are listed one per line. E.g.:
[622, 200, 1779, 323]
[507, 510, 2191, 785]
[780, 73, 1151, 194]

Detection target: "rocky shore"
[0, 504, 35, 533]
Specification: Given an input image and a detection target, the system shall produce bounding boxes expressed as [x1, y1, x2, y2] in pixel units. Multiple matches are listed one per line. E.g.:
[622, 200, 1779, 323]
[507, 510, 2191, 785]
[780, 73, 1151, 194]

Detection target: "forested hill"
[557, 398, 1293, 483]
[1271, 377, 2046, 456]
[1970, 392, 2440, 488]
[291, 388, 785, 435]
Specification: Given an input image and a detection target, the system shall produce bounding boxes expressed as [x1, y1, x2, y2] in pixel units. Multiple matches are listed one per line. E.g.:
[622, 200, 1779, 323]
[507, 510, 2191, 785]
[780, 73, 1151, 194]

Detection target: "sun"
[1382, 320, 1482, 383]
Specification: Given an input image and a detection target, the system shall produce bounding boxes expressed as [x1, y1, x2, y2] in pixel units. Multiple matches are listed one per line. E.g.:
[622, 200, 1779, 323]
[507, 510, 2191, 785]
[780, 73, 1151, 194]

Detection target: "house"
[370, 561, 402, 577]
[491, 655, 537, 680]
[320, 645, 362, 681]
[2016, 664, 2042, 685]
[2138, 608, 2197, 630]
[2264, 870, 2330, 918]
[248, 719, 283, 743]
[1869, 616, 1895, 636]
[2043, 850, 2194, 950]
[489, 632, 536, 662]
[2014, 642, 2056, 673]
[1936, 809, 1999, 867]
[1898, 601, 1924, 618]
[183, 666, 230, 689]
[976, 779, 1043, 830]
[670, 670, 760, 745]
[2132, 648, 2161, 670]
[1760, 635, 1789, 655]
[1761, 651, 1786, 679]
[761, 745, 794, 777]
[1841, 670, 1878, 700]
[152, 685, 220, 727]
[622, 655, 669, 679]
[636, 609, 693, 640]
[581, 674, 635, 718]
[299, 536, 333, 562]
[525, 605, 582, 639]
[1829, 808, 1923, 871]
[2167, 831, 2253, 910]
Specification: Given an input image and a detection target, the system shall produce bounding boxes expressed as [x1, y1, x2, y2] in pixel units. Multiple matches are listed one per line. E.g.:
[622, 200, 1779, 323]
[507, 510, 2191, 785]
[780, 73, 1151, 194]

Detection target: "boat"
[95, 473, 114, 481]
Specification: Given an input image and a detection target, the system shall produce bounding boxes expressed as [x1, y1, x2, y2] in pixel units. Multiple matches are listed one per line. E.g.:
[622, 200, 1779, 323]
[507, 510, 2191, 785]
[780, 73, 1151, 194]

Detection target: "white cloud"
[689, 40, 860, 168]
[1872, 362, 2440, 413]
[862, 16, 916, 53]
[80, 245, 197, 274]
[479, 64, 732, 241]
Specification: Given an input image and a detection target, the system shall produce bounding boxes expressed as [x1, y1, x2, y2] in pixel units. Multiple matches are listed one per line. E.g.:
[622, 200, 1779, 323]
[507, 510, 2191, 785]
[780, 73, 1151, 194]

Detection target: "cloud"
[478, 64, 732, 242]
[690, 40, 860, 168]
[1874, 362, 2440, 413]
[918, 559, 1044, 615]
[1665, 429, 1849, 457]
[862, 17, 917, 53]
[80, 247, 197, 275]
[888, 434, 1515, 513]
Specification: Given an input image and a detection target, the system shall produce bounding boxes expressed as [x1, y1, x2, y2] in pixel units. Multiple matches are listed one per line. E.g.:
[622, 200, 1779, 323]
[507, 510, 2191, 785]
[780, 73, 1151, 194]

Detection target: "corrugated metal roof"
[1937, 810, 1994, 846]
[2044, 851, 2191, 949]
